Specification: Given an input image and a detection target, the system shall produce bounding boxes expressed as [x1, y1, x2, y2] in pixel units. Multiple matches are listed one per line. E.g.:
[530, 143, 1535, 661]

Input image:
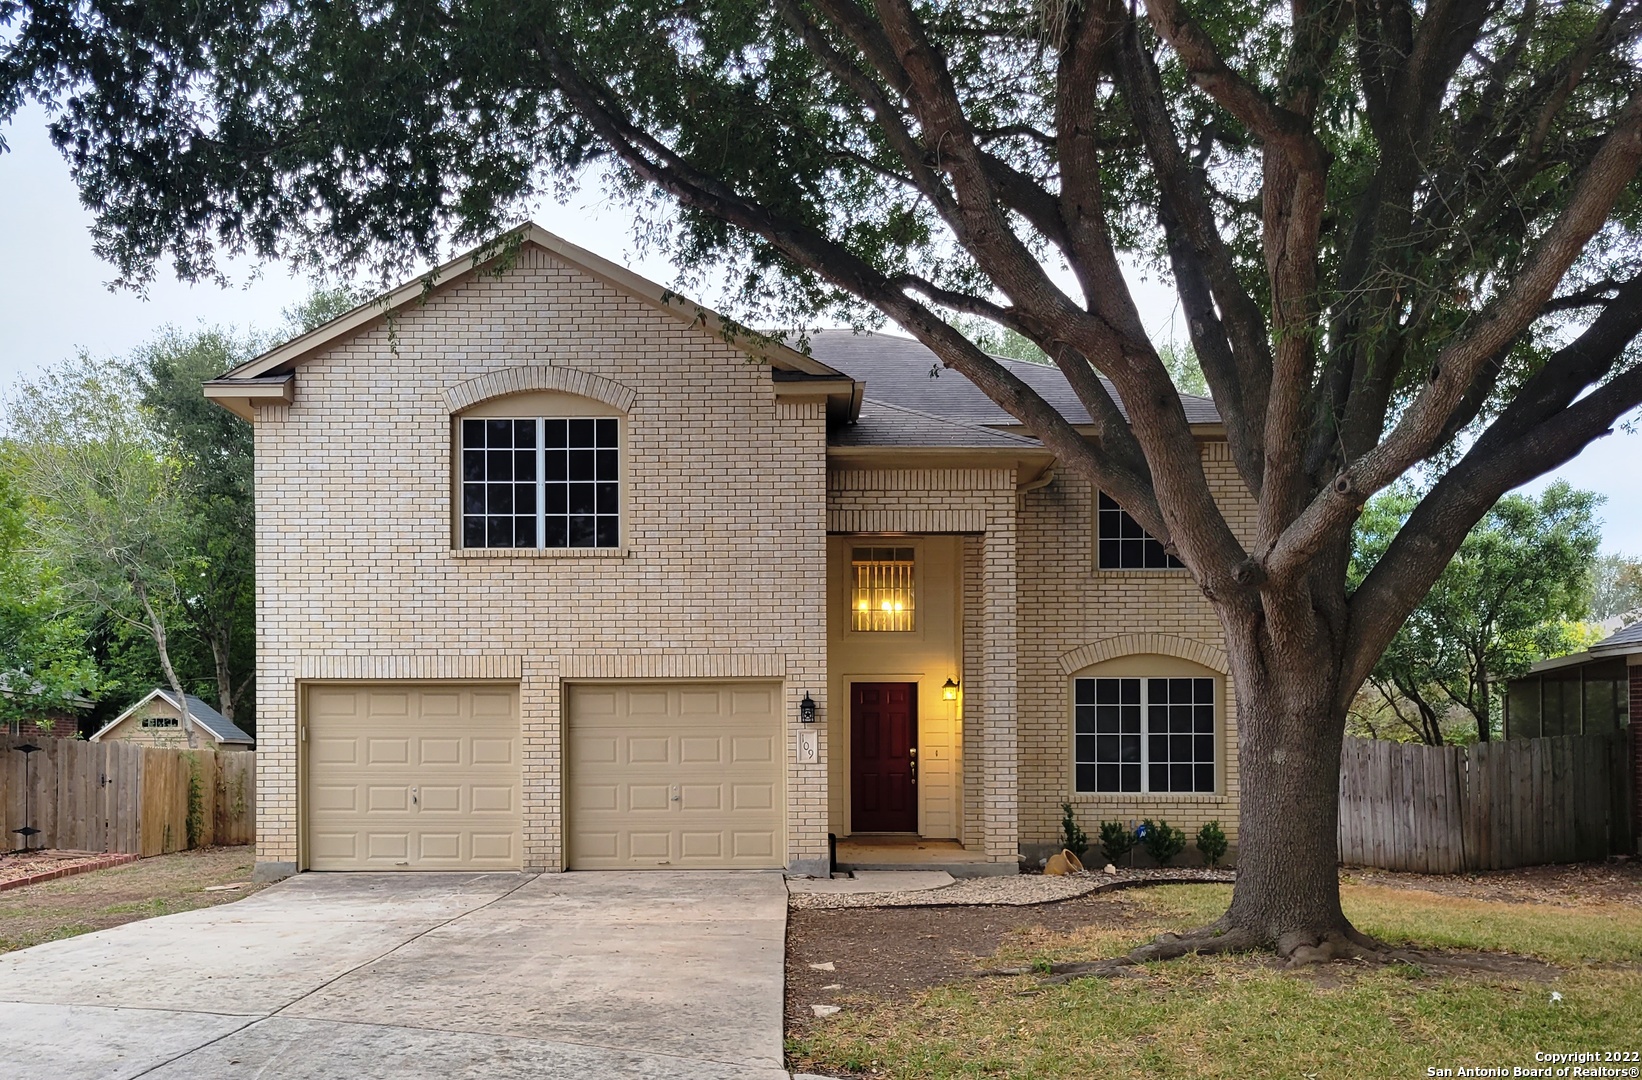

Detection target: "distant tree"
[7, 356, 202, 738]
[282, 285, 367, 337]
[1351, 483, 1602, 744]
[1591, 553, 1642, 624]
[1157, 342, 1208, 397]
[0, 464, 99, 731]
[132, 328, 261, 727]
[954, 317, 1049, 364]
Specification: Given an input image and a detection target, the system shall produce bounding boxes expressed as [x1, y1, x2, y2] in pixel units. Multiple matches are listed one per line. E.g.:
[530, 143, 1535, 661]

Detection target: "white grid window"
[851, 547, 915, 631]
[1098, 493, 1184, 569]
[461, 417, 619, 549]
[1074, 676, 1215, 793]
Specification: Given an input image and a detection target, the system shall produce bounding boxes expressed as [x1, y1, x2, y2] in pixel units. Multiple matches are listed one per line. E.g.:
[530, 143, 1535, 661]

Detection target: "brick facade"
[246, 237, 1250, 876]
[252, 244, 829, 875]
[1014, 443, 1254, 856]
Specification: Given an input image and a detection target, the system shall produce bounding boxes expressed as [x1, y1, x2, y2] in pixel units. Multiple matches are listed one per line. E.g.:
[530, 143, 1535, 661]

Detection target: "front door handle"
[411, 786, 419, 806]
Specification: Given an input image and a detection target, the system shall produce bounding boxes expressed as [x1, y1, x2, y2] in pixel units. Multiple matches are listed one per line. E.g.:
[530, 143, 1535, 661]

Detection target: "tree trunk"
[135, 582, 193, 735]
[1221, 667, 1360, 956]
[1474, 662, 1492, 743]
[208, 629, 235, 722]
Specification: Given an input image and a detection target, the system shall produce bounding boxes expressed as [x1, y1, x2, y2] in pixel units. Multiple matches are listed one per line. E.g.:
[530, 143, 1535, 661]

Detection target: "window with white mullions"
[1097, 492, 1184, 569]
[1074, 676, 1215, 793]
[461, 416, 619, 549]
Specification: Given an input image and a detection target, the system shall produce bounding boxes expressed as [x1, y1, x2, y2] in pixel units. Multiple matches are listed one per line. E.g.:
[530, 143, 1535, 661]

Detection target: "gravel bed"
[788, 867, 1235, 909]
[0, 849, 109, 885]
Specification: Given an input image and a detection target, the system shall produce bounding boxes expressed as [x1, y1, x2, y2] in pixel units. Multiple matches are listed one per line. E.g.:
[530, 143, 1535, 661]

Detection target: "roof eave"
[203, 374, 295, 421]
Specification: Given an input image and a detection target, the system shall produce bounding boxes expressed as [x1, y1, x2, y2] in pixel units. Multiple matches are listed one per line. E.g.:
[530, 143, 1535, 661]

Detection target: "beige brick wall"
[252, 243, 828, 873]
[1016, 442, 1253, 851]
[826, 467, 1019, 861]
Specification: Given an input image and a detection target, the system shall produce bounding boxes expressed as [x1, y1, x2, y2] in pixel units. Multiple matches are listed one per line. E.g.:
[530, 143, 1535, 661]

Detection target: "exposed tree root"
[975, 921, 1425, 985]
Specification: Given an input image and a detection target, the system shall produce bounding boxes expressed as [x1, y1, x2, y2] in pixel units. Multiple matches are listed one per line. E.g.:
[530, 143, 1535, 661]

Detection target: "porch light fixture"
[799, 692, 818, 724]
[942, 678, 959, 701]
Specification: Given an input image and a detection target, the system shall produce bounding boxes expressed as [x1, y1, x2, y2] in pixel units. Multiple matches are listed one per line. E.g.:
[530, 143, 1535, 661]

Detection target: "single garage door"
[568, 682, 783, 869]
[306, 683, 522, 870]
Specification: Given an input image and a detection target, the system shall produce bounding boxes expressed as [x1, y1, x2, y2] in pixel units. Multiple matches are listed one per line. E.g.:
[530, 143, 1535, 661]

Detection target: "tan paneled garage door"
[306, 683, 522, 870]
[568, 682, 783, 869]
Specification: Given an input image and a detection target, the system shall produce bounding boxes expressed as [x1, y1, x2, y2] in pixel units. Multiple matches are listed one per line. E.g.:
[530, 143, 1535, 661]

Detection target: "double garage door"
[304, 680, 783, 871]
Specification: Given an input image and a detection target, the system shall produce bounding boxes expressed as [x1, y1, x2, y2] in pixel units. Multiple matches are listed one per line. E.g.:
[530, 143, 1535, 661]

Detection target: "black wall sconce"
[799, 691, 817, 724]
[942, 677, 960, 701]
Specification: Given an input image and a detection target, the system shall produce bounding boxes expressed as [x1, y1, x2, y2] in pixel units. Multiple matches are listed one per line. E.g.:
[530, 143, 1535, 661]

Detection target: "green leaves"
[1351, 481, 1604, 743]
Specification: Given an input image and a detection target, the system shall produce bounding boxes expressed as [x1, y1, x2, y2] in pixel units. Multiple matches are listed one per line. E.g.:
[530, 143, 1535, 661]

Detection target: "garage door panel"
[568, 682, 783, 870]
[306, 684, 521, 871]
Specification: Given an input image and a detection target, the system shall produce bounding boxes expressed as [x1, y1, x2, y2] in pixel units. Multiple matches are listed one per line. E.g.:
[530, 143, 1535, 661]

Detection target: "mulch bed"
[0, 850, 139, 892]
[786, 891, 1154, 1032]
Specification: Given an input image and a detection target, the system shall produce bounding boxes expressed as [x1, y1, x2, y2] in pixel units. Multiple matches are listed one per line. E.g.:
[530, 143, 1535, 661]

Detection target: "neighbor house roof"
[88, 688, 255, 746]
[1517, 619, 1642, 677]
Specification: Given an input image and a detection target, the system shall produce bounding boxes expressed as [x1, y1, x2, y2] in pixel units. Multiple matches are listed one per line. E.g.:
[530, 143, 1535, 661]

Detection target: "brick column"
[979, 497, 1019, 861]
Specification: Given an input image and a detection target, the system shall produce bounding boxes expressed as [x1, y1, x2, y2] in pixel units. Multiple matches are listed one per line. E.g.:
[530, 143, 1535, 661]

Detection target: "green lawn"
[789, 883, 1642, 1079]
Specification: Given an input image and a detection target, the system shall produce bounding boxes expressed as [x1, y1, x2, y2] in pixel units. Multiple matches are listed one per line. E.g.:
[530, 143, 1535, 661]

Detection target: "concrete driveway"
[0, 871, 790, 1079]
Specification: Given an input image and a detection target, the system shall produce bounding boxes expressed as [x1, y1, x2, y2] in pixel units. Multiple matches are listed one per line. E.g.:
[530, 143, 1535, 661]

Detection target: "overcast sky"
[2, 103, 1637, 554]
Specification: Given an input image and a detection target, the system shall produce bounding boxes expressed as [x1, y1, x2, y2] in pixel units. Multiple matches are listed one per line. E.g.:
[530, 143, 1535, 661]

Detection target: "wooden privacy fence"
[1338, 733, 1632, 872]
[0, 736, 254, 856]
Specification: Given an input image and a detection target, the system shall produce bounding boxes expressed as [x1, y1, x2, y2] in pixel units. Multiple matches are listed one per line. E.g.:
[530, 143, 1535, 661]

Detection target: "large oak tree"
[5, 0, 1639, 962]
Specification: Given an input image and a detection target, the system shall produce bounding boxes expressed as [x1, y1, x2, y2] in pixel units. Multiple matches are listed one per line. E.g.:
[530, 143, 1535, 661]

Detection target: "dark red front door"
[851, 682, 918, 833]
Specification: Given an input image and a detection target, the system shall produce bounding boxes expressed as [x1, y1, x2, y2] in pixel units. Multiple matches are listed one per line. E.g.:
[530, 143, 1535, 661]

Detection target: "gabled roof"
[88, 688, 254, 746]
[805, 330, 1221, 433]
[204, 223, 852, 421]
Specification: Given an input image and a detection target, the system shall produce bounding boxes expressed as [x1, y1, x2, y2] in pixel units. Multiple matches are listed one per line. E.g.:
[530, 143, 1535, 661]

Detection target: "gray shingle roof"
[158, 690, 255, 745]
[805, 330, 1221, 442]
[1596, 620, 1642, 651]
[836, 399, 1048, 449]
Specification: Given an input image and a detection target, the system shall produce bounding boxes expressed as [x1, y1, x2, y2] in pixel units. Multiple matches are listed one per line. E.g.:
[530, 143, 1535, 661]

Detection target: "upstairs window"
[461, 417, 620, 549]
[851, 547, 915, 631]
[1098, 493, 1184, 569]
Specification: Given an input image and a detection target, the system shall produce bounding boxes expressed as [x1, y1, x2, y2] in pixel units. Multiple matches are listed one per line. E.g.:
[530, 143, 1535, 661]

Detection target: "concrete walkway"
[0, 871, 790, 1079]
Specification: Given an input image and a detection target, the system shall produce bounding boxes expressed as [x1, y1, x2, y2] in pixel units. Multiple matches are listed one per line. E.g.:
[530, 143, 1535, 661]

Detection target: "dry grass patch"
[0, 846, 264, 954]
[789, 881, 1642, 1079]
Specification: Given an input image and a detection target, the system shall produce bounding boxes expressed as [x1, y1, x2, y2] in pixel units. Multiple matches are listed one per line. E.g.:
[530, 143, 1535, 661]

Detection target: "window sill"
[1067, 792, 1230, 803]
[452, 546, 629, 559]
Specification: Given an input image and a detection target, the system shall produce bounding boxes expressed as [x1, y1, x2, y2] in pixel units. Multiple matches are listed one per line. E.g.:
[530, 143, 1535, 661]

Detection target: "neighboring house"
[0, 677, 94, 739]
[88, 689, 255, 751]
[1502, 621, 1640, 844]
[1502, 621, 1640, 739]
[204, 224, 1245, 881]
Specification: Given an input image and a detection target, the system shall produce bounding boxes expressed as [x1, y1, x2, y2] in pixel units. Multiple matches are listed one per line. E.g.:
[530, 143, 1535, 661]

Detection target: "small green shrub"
[1196, 820, 1229, 867]
[1098, 820, 1135, 865]
[1060, 802, 1089, 858]
[1140, 819, 1187, 865]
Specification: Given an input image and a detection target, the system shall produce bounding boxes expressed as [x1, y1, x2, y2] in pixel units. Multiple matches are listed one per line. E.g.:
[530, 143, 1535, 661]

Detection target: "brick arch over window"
[444, 366, 637, 414]
[1057, 634, 1229, 676]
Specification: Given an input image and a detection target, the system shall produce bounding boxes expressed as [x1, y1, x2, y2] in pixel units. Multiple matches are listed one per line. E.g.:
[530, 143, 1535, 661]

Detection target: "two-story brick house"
[206, 225, 1246, 881]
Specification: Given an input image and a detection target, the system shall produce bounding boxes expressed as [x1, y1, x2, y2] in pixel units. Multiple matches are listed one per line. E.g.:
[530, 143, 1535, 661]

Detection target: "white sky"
[2, 102, 1637, 555]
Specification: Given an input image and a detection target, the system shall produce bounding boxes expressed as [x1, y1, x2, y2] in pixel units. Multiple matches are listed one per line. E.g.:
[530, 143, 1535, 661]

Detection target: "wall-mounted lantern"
[799, 691, 818, 724]
[942, 678, 960, 701]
